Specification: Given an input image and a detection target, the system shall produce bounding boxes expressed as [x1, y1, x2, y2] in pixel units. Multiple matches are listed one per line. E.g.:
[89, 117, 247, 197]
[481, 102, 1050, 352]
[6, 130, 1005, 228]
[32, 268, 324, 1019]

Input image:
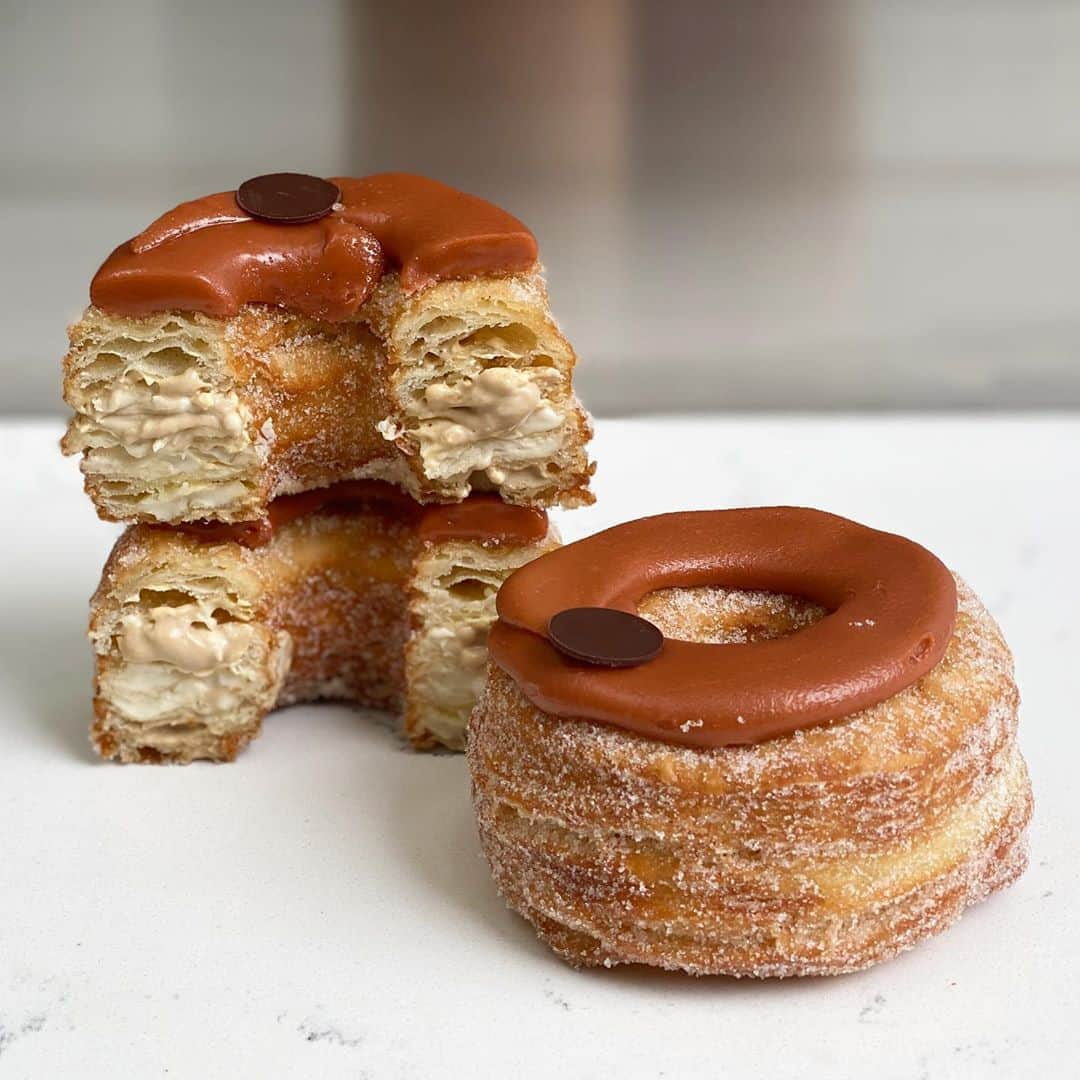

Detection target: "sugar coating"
[467, 579, 1033, 977]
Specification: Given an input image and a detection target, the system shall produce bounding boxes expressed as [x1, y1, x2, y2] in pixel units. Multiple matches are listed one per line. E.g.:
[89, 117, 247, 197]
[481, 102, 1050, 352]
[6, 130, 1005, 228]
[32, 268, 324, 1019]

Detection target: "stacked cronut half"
[62, 172, 593, 763]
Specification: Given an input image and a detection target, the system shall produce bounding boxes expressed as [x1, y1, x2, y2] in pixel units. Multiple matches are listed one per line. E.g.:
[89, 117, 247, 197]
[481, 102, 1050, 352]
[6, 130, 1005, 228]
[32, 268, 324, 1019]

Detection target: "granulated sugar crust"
[467, 579, 1033, 977]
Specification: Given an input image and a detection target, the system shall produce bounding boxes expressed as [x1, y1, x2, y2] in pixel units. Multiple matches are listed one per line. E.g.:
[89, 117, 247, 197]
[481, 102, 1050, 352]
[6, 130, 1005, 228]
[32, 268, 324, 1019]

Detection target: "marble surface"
[0, 416, 1076, 1079]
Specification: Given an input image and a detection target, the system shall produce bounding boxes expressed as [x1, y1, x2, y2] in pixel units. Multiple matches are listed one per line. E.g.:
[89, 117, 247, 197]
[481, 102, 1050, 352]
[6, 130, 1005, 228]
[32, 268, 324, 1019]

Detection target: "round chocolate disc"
[235, 173, 340, 224]
[547, 607, 664, 668]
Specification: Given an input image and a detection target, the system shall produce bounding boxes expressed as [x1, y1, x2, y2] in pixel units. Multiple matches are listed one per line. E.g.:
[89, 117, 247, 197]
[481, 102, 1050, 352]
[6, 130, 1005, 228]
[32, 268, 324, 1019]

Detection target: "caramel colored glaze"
[90, 173, 538, 320]
[416, 498, 549, 545]
[489, 508, 958, 748]
[332, 175, 536, 290]
[163, 481, 548, 549]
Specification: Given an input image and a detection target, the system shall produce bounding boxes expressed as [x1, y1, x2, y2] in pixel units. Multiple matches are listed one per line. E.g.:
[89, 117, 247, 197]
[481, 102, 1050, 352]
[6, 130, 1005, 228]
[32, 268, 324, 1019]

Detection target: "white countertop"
[0, 416, 1076, 1079]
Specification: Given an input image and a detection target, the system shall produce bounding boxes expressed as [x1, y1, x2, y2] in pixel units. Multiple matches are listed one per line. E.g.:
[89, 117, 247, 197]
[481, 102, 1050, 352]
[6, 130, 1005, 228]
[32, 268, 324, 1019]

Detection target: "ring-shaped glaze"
[489, 507, 958, 747]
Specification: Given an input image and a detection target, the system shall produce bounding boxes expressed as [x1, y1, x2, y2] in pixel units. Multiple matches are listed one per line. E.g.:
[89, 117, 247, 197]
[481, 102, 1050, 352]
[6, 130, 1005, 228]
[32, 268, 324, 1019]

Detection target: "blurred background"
[3, 0, 1079, 414]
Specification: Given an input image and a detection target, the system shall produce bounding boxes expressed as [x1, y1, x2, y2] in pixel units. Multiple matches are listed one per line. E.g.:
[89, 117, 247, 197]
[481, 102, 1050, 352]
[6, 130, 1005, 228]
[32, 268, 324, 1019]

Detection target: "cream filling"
[103, 625, 292, 732]
[427, 618, 491, 705]
[102, 661, 254, 725]
[79, 443, 251, 483]
[77, 381, 270, 519]
[421, 367, 561, 439]
[118, 604, 256, 676]
[381, 366, 564, 484]
[482, 461, 551, 487]
[88, 369, 249, 459]
[108, 479, 256, 521]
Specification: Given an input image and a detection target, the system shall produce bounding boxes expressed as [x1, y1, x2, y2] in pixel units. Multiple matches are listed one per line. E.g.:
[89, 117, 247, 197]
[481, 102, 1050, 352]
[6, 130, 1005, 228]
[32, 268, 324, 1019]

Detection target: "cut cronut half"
[63, 272, 593, 524]
[89, 502, 559, 763]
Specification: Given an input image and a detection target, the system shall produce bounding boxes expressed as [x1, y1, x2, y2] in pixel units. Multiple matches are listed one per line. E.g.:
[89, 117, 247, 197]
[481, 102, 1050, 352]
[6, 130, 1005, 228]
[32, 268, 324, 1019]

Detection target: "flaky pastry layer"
[89, 508, 558, 763]
[63, 272, 593, 524]
[468, 580, 1033, 976]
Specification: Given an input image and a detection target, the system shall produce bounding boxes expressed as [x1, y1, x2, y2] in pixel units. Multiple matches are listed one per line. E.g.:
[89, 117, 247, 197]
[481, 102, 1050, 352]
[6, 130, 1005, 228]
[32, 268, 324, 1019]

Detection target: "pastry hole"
[418, 316, 467, 340]
[142, 346, 202, 376]
[459, 324, 537, 356]
[136, 589, 199, 608]
[637, 587, 827, 645]
[82, 353, 125, 379]
[446, 578, 495, 602]
[466, 470, 497, 491]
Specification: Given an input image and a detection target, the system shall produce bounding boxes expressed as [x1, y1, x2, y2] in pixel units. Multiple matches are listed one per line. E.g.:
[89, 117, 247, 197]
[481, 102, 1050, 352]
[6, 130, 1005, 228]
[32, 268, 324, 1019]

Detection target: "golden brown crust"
[89, 508, 558, 764]
[480, 781, 1030, 976]
[467, 580, 1033, 976]
[62, 272, 593, 525]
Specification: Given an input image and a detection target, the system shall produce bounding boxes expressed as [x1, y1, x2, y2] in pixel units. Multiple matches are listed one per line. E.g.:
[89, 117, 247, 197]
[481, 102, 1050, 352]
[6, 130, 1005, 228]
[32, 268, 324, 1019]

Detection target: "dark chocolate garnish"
[547, 607, 664, 669]
[235, 173, 340, 224]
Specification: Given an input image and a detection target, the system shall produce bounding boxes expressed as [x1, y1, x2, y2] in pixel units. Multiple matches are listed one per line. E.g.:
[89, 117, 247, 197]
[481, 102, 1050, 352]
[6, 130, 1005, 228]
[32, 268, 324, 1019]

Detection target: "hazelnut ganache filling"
[91, 173, 539, 321]
[489, 507, 958, 748]
[164, 481, 549, 550]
